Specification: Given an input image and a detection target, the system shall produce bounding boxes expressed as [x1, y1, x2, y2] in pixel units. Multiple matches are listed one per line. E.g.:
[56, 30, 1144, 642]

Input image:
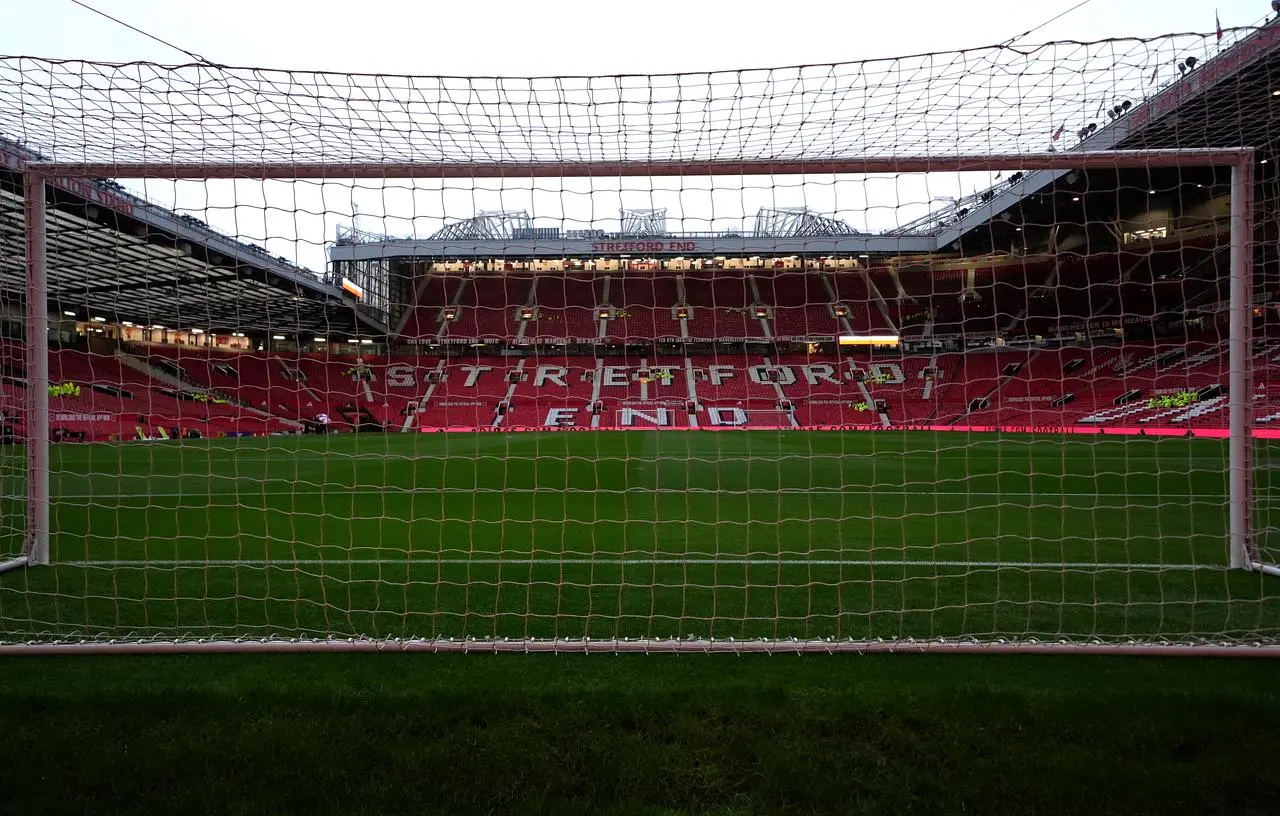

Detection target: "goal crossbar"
[19, 148, 1259, 181]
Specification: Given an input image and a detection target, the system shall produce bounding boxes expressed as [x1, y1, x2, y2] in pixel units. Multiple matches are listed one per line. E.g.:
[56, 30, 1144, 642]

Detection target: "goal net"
[0, 26, 1278, 653]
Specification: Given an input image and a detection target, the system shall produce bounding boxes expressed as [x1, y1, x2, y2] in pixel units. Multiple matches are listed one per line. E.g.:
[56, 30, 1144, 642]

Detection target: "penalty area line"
[59, 558, 1222, 570]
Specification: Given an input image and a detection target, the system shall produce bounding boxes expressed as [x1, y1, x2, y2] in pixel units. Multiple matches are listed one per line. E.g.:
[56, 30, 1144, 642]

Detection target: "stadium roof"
[324, 21, 1280, 264]
[0, 140, 388, 337]
[905, 21, 1280, 249]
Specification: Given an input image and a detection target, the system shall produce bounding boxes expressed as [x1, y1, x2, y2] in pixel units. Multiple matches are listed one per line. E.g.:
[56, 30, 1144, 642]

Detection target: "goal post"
[0, 170, 48, 575]
[2, 147, 1277, 654]
[1229, 156, 1263, 574]
[23, 169, 50, 569]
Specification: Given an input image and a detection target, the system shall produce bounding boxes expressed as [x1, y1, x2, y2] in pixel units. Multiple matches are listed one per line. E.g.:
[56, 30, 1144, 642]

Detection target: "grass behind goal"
[1, 430, 1276, 646]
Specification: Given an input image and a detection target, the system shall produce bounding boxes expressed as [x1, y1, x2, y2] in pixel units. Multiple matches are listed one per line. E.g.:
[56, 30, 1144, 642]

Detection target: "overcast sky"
[0, 0, 1272, 275]
[0, 0, 1268, 76]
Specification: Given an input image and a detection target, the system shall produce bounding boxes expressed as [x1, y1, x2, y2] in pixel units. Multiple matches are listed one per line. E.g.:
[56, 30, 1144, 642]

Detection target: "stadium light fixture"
[312, 337, 326, 343]
[1107, 103, 1131, 121]
[1072, 196, 1080, 202]
[122, 321, 133, 327]
[1273, 90, 1280, 97]
[62, 310, 75, 317]
[91, 316, 106, 322]
[340, 278, 364, 299]
[151, 325, 164, 330]
[191, 328, 204, 334]
[839, 334, 900, 347]
[272, 335, 285, 340]
[360, 339, 373, 345]
[1263, 159, 1271, 165]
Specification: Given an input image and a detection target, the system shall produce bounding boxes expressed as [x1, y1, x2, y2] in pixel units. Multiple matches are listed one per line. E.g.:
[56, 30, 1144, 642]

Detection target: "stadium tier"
[0, 222, 1240, 441]
[384, 234, 1226, 342]
[0, 326, 1250, 440]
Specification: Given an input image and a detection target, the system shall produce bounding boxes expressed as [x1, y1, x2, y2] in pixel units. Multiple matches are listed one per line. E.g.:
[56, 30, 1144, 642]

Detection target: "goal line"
[66, 558, 1220, 571]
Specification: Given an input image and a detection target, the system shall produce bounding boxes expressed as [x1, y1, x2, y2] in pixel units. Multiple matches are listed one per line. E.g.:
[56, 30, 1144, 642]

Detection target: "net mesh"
[0, 27, 1279, 649]
[0, 31, 1260, 166]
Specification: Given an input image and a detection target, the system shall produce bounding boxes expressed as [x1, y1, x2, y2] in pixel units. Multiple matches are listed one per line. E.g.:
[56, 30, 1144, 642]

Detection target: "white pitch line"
[62, 558, 1220, 570]
[6, 488, 1234, 501]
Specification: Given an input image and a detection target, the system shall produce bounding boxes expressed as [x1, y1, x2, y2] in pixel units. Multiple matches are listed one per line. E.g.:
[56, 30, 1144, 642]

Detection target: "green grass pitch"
[2, 429, 1278, 645]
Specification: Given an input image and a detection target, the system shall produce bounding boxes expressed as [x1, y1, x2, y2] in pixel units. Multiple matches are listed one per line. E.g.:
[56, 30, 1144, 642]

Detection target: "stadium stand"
[0, 62, 1267, 441]
[758, 271, 843, 339]
[397, 274, 456, 340]
[607, 274, 679, 342]
[527, 275, 604, 342]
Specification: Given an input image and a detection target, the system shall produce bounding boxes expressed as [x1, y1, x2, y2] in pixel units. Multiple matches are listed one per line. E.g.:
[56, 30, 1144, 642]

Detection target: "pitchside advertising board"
[409, 335, 840, 344]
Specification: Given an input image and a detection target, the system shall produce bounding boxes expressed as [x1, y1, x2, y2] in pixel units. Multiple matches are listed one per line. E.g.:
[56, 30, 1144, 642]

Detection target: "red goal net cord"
[0, 23, 1276, 652]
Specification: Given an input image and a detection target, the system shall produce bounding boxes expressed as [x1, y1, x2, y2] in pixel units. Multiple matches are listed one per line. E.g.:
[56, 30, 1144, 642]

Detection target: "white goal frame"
[2, 148, 1277, 656]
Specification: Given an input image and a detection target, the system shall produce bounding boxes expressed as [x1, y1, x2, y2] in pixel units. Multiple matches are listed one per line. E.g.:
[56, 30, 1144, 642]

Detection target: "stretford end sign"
[0, 144, 136, 216]
[588, 241, 699, 253]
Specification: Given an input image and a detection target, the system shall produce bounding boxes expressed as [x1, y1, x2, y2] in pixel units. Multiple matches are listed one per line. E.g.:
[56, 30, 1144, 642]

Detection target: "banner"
[418, 422, 1260, 438]
[51, 412, 113, 423]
